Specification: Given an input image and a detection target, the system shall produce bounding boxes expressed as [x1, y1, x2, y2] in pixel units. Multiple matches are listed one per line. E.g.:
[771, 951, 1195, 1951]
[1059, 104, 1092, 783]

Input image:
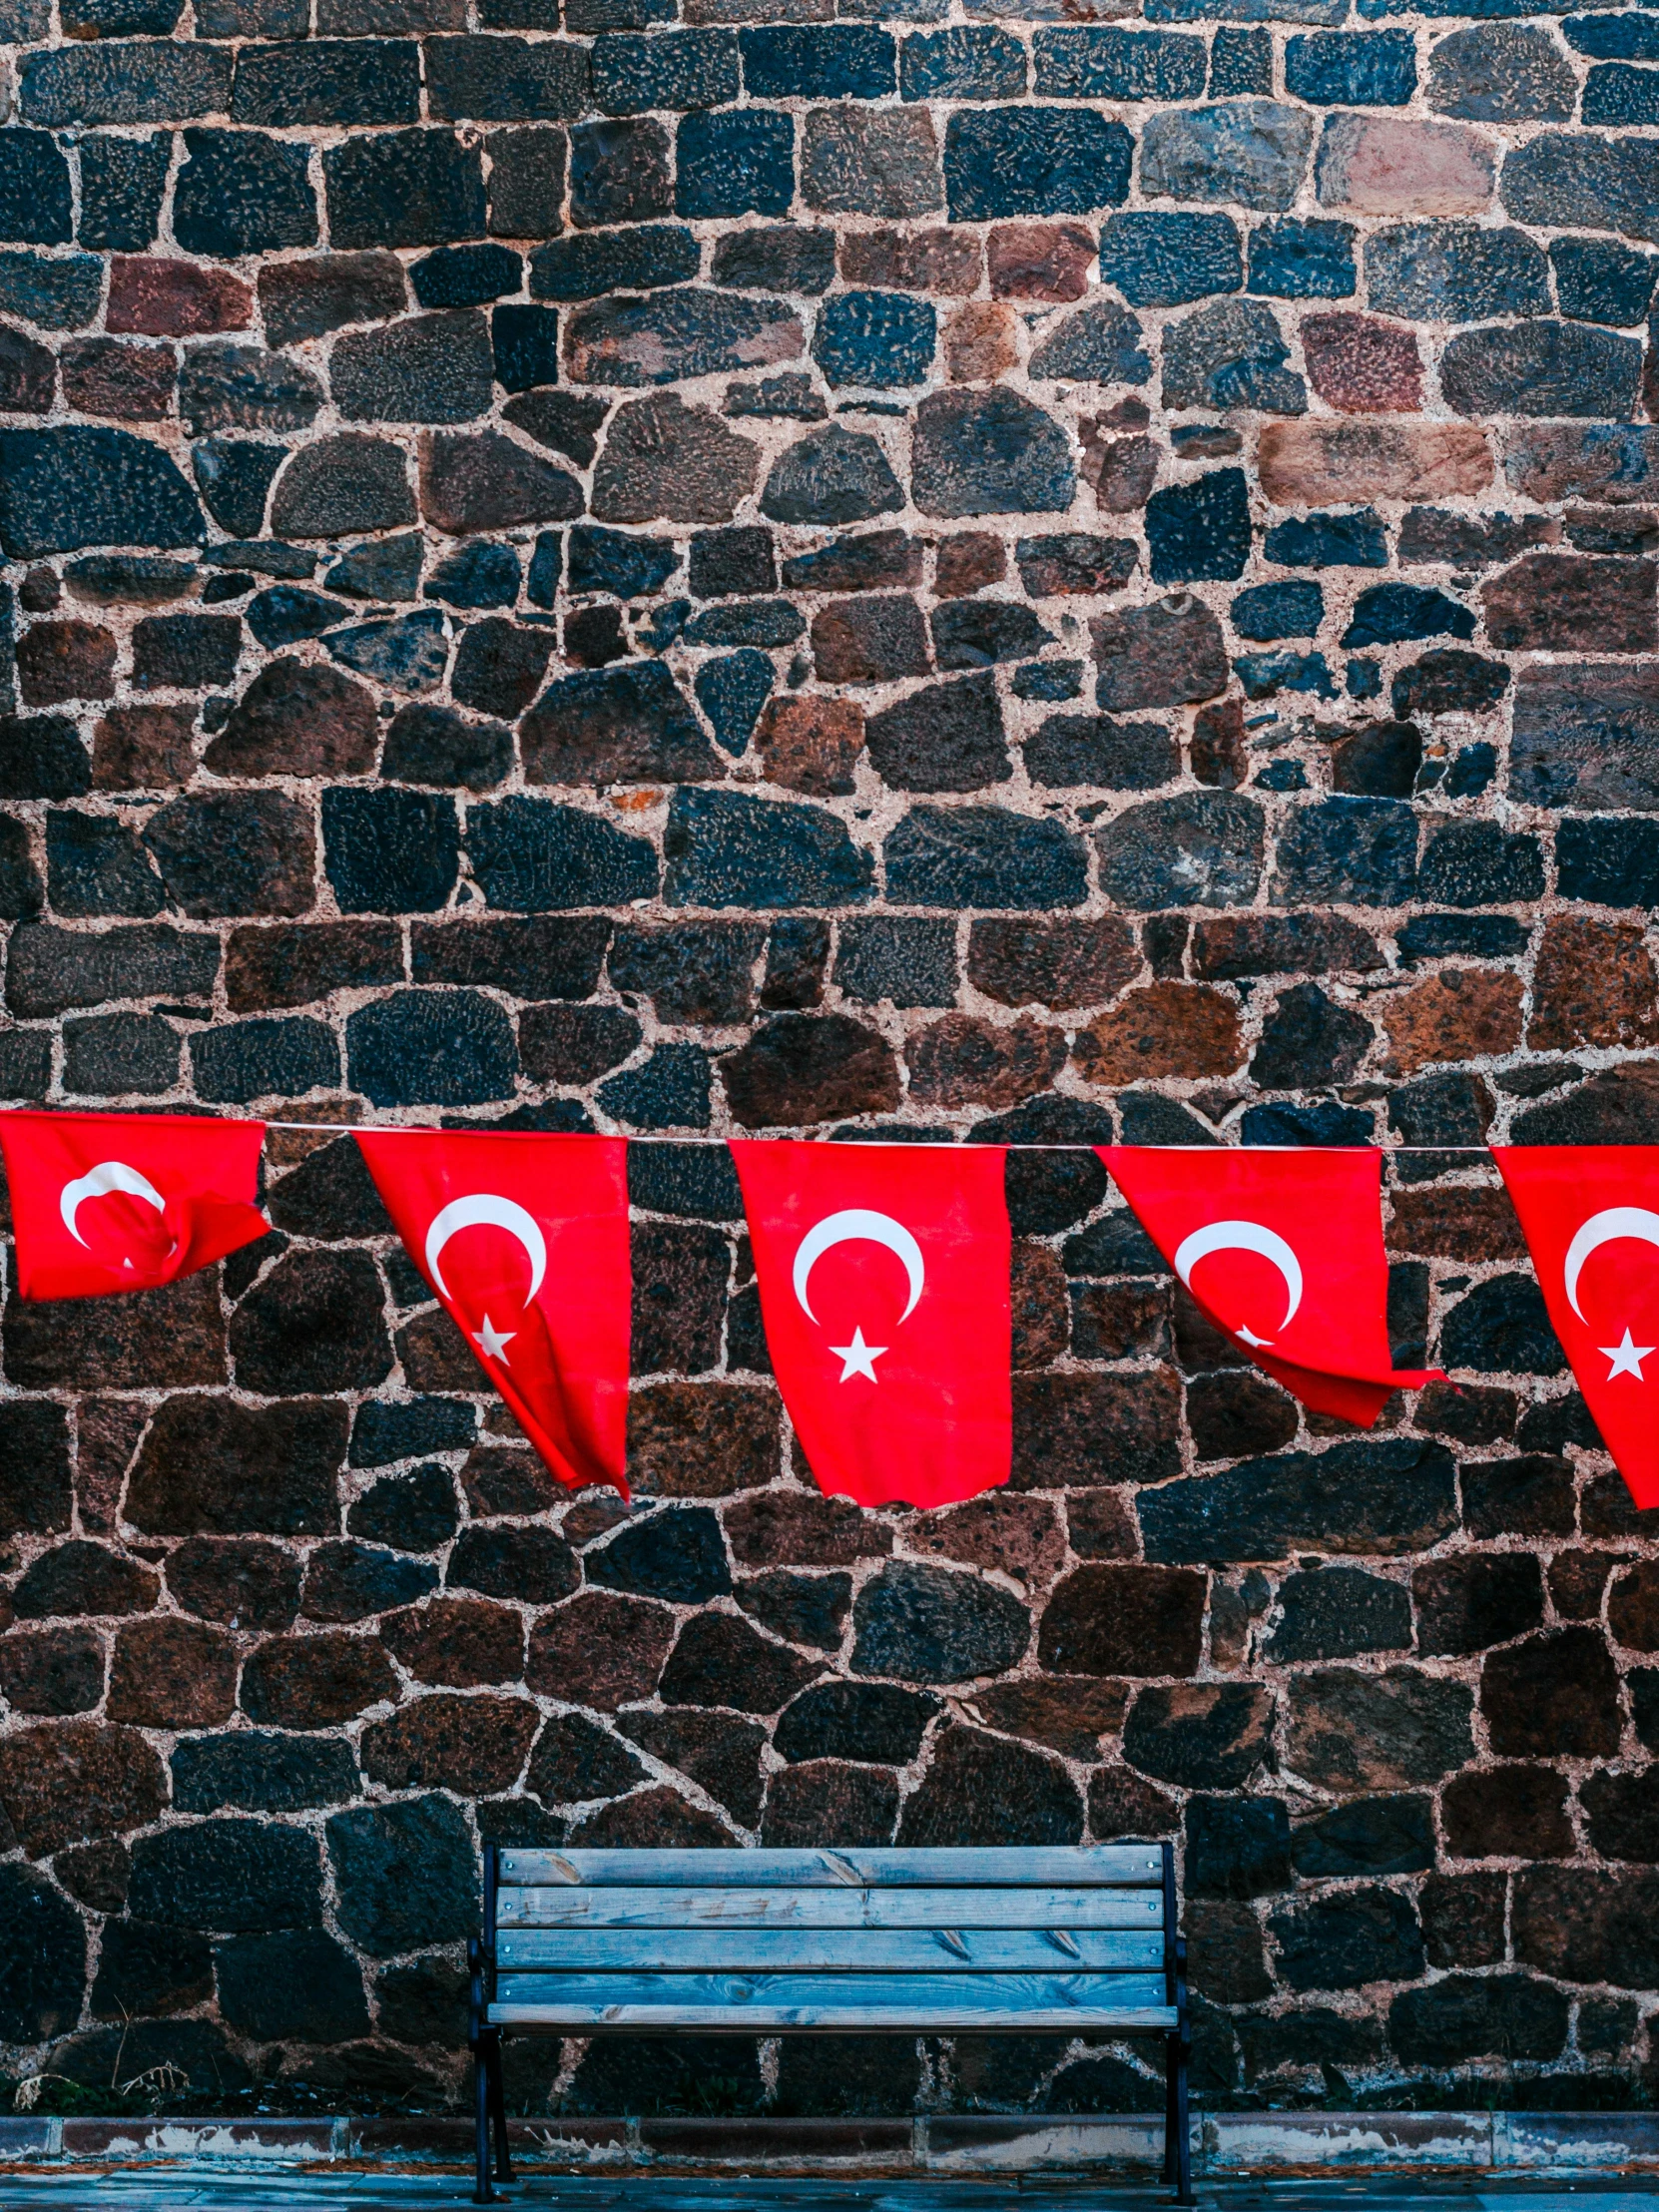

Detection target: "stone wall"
[1, 0, 1659, 2123]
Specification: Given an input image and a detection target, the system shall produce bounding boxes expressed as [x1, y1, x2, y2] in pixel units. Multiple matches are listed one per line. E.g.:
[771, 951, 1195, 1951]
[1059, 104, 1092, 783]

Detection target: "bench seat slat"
[497, 1887, 1165, 1933]
[497, 1848, 1165, 1890]
[489, 1970, 1172, 2026]
[497, 1930, 1166, 1973]
[490, 2001, 1180, 2033]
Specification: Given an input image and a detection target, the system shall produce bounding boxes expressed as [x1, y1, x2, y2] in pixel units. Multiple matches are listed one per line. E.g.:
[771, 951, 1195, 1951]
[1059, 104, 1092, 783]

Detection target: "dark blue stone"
[1551, 235, 1657, 324]
[467, 796, 659, 908]
[1232, 578, 1324, 640]
[346, 989, 516, 1109]
[247, 586, 342, 648]
[1285, 28, 1415, 101]
[323, 788, 460, 915]
[1248, 217, 1356, 297]
[175, 128, 318, 256]
[813, 289, 936, 387]
[411, 242, 522, 307]
[900, 27, 1026, 100]
[491, 303, 560, 391]
[1440, 318, 1642, 416]
[1099, 212, 1242, 305]
[695, 649, 774, 755]
[944, 108, 1133, 219]
[591, 28, 739, 111]
[1566, 10, 1659, 55]
[192, 1016, 339, 1104]
[323, 129, 485, 252]
[1272, 797, 1418, 906]
[1210, 26, 1272, 92]
[1557, 816, 1659, 905]
[78, 133, 169, 253]
[326, 609, 448, 693]
[531, 226, 698, 299]
[425, 540, 521, 608]
[741, 25, 894, 98]
[1343, 584, 1475, 649]
[883, 805, 1087, 908]
[1365, 221, 1548, 321]
[0, 251, 101, 329]
[0, 427, 203, 558]
[1033, 26, 1207, 98]
[1236, 650, 1338, 700]
[1348, 658, 1383, 700]
[569, 525, 680, 598]
[1146, 467, 1251, 585]
[1241, 1101, 1374, 1145]
[1584, 62, 1659, 122]
[597, 1043, 712, 1129]
[665, 789, 873, 908]
[1445, 742, 1496, 799]
[1264, 509, 1388, 567]
[676, 109, 795, 217]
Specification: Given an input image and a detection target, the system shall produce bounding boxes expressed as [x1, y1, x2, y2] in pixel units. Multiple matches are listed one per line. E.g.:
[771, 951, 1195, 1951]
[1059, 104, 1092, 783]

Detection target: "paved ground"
[0, 2174, 1657, 2210]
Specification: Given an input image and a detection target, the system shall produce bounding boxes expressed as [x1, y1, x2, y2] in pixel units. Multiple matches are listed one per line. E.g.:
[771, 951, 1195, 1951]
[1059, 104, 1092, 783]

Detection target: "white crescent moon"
[61, 1161, 167, 1247]
[1563, 1205, 1659, 1322]
[794, 1208, 924, 1325]
[1174, 1218, 1304, 1333]
[425, 1193, 547, 1306]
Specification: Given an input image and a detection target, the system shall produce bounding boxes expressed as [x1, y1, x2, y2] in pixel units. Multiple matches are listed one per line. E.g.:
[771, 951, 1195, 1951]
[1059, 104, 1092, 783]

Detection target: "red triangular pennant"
[1102, 1146, 1441, 1424]
[1493, 1145, 1659, 1508]
[357, 1130, 631, 1497]
[732, 1141, 1011, 1509]
[0, 1110, 269, 1301]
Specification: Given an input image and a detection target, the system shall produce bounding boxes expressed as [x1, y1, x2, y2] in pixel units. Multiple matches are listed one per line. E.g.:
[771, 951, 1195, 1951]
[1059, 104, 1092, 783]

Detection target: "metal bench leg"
[1162, 2033, 1179, 2186]
[1172, 2031, 1193, 2208]
[472, 2038, 496, 2206]
[488, 2032, 513, 2183]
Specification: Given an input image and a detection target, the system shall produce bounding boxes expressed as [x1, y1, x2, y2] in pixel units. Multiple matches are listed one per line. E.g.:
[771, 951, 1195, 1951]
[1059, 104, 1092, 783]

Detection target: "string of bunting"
[0, 1110, 1650, 1514]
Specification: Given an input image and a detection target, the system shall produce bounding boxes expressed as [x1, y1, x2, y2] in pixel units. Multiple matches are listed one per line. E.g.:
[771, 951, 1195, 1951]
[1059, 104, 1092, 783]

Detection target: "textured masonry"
[2, 0, 1659, 2126]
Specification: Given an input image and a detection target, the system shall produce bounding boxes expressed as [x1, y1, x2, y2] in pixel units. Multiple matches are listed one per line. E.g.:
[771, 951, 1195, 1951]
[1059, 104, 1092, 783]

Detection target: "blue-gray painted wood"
[496, 1930, 1166, 1972]
[496, 1887, 1167, 1932]
[497, 1848, 1165, 1890]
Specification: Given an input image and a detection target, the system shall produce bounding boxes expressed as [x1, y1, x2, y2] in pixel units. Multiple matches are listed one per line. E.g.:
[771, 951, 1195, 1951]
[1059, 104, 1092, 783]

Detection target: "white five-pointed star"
[830, 1325, 886, 1382]
[472, 1313, 516, 1363]
[1600, 1326, 1654, 1380]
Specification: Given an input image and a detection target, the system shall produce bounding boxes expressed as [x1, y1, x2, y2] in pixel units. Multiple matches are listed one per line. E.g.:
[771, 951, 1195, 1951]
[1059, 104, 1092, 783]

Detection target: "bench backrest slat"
[497, 1846, 1165, 1890]
[497, 1886, 1165, 1932]
[496, 1929, 1166, 1972]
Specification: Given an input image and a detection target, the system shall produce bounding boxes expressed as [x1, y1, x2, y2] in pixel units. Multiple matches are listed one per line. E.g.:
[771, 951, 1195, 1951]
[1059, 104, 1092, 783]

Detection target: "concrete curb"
[2, 2111, 1657, 2174]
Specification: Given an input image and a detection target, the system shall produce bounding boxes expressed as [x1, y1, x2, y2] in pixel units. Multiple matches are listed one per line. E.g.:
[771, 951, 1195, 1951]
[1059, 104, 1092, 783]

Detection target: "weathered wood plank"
[497, 1847, 1165, 1890]
[491, 1971, 1169, 2016]
[496, 1929, 1166, 1973]
[496, 1887, 1166, 1933]
[492, 2001, 1177, 2032]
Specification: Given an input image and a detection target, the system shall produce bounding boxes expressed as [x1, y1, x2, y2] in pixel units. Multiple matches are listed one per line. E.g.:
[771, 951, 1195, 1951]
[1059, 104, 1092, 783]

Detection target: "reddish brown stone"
[934, 532, 1006, 598]
[205, 658, 378, 780]
[60, 339, 177, 422]
[811, 596, 931, 687]
[226, 919, 404, 1012]
[1071, 1281, 1171, 1362]
[5, 1273, 227, 1390]
[107, 1617, 239, 1729]
[241, 1632, 398, 1729]
[839, 229, 981, 294]
[1315, 114, 1494, 217]
[526, 1592, 676, 1708]
[1302, 314, 1423, 413]
[1260, 420, 1492, 506]
[1067, 1487, 1139, 1559]
[395, 1305, 480, 1392]
[1092, 595, 1229, 710]
[906, 1493, 1066, 1589]
[1442, 1765, 1573, 1860]
[1382, 969, 1523, 1075]
[1386, 1184, 1526, 1262]
[1039, 1564, 1207, 1676]
[943, 301, 1017, 385]
[462, 1445, 562, 1519]
[1513, 1865, 1659, 1989]
[975, 1675, 1128, 1759]
[166, 1537, 300, 1630]
[16, 619, 117, 707]
[1088, 1764, 1178, 1839]
[1483, 554, 1658, 654]
[723, 1011, 900, 1128]
[987, 222, 1095, 301]
[1074, 982, 1242, 1084]
[968, 916, 1139, 1010]
[755, 696, 863, 797]
[572, 1783, 732, 1847]
[907, 1012, 1066, 1109]
[127, 1397, 344, 1537]
[361, 1694, 539, 1794]
[0, 1721, 167, 1857]
[1530, 915, 1659, 1051]
[74, 1397, 148, 1537]
[1548, 1549, 1622, 1620]
[382, 1598, 524, 1687]
[1010, 1240, 1069, 1369]
[1610, 1561, 1659, 1650]
[1081, 404, 1159, 514]
[763, 1760, 899, 1847]
[91, 704, 198, 792]
[725, 1488, 891, 1567]
[1011, 1367, 1182, 1491]
[0, 1627, 105, 1716]
[628, 1382, 782, 1497]
[107, 258, 254, 337]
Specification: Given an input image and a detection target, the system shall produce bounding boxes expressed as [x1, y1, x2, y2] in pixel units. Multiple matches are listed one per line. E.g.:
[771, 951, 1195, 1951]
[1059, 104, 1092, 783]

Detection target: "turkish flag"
[0, 1110, 269, 1302]
[732, 1141, 1011, 1509]
[1102, 1146, 1440, 1425]
[1493, 1146, 1659, 1507]
[356, 1130, 630, 1497]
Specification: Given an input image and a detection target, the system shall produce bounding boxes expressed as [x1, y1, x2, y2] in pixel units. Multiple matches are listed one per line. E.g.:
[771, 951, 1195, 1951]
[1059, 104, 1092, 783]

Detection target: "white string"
[262, 1120, 1498, 1152]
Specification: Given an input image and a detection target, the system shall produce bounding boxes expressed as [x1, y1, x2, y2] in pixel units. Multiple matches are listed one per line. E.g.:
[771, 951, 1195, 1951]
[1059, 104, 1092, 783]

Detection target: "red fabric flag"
[732, 1141, 1011, 1509]
[0, 1109, 268, 1302]
[357, 1130, 631, 1498]
[1101, 1146, 1440, 1425]
[1492, 1145, 1659, 1508]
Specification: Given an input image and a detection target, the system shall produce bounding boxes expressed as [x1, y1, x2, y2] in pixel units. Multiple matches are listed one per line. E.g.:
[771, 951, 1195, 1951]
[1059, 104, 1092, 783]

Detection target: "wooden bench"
[467, 1844, 1191, 2206]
